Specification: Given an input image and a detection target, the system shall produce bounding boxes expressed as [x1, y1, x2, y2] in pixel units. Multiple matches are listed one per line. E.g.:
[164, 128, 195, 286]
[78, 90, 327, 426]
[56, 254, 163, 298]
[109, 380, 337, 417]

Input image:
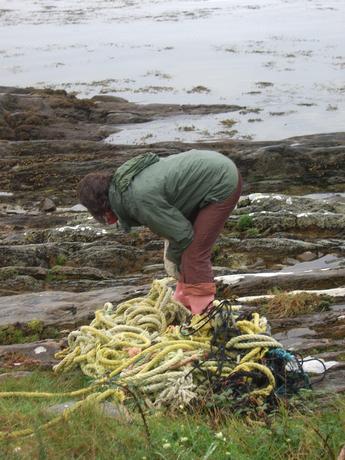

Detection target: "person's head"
[77, 171, 115, 224]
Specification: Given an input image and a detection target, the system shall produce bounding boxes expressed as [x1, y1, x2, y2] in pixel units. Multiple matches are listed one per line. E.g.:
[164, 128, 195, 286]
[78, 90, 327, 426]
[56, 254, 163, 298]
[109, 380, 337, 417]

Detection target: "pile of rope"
[54, 278, 206, 407]
[0, 278, 313, 440]
[53, 278, 309, 407]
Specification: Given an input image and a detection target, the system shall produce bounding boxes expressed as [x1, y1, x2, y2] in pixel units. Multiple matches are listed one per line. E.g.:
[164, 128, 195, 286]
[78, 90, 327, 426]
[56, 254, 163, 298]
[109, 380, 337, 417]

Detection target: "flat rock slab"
[0, 370, 32, 381]
[216, 267, 345, 295]
[219, 237, 345, 257]
[313, 367, 345, 394]
[0, 285, 148, 328]
[271, 303, 345, 331]
[238, 287, 345, 304]
[45, 400, 131, 423]
[0, 340, 60, 366]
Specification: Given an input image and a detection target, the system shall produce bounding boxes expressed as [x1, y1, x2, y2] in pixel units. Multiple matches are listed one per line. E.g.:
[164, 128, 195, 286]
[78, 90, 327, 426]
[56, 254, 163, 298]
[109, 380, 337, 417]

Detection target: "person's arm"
[136, 198, 194, 266]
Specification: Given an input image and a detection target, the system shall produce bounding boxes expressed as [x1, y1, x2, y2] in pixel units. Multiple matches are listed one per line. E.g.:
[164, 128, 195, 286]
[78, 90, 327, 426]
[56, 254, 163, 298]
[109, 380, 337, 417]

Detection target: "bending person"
[78, 149, 242, 314]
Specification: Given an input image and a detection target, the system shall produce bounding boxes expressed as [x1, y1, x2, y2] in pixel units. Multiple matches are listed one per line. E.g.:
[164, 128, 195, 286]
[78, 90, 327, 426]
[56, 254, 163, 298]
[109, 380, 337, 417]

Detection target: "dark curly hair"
[77, 171, 113, 223]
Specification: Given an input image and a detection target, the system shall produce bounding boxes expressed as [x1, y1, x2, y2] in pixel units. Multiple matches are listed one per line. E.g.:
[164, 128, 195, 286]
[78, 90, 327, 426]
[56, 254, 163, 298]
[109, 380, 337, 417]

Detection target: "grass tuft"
[236, 214, 254, 232]
[263, 291, 332, 319]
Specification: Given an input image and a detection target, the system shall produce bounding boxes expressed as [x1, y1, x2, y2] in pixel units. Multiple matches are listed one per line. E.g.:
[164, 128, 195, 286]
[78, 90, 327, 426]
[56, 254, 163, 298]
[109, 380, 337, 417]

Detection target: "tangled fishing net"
[0, 278, 314, 440]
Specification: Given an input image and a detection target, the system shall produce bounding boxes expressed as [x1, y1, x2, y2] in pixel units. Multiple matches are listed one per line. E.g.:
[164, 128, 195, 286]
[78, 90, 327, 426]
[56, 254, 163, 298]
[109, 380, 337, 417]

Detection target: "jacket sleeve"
[135, 198, 194, 265]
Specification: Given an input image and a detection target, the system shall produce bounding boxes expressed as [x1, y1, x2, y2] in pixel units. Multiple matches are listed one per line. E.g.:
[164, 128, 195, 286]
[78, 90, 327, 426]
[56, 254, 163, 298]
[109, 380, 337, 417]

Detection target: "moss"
[0, 267, 18, 280]
[336, 353, 345, 362]
[245, 227, 260, 238]
[212, 245, 249, 268]
[45, 268, 66, 283]
[41, 326, 59, 340]
[55, 254, 67, 266]
[212, 244, 221, 259]
[0, 325, 25, 345]
[297, 345, 340, 356]
[26, 320, 44, 335]
[236, 214, 254, 231]
[0, 320, 59, 345]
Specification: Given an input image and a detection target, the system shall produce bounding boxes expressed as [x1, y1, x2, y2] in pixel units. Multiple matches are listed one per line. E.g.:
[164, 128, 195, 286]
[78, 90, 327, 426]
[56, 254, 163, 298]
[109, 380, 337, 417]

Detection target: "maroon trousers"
[180, 174, 243, 290]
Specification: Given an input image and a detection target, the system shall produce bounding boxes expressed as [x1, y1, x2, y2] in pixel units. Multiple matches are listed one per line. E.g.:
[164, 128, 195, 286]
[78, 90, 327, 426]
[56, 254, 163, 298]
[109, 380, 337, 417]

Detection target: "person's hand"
[163, 240, 180, 279]
[104, 210, 118, 225]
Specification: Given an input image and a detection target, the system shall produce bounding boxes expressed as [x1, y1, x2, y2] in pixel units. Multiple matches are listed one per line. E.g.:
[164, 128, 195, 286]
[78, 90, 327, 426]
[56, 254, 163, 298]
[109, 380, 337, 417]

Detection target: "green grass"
[0, 371, 344, 459]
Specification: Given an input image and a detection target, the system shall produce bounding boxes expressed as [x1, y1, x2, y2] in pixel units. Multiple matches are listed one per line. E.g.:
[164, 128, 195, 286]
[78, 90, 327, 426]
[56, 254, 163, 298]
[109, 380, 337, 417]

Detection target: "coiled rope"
[0, 278, 290, 440]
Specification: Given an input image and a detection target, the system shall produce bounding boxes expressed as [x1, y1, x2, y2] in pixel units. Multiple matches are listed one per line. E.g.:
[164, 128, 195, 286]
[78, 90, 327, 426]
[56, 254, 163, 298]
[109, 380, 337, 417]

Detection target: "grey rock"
[0, 371, 33, 381]
[0, 244, 69, 268]
[144, 240, 164, 251]
[0, 274, 43, 295]
[73, 244, 146, 275]
[45, 401, 131, 422]
[217, 267, 345, 295]
[0, 285, 148, 328]
[40, 198, 56, 213]
[239, 193, 345, 215]
[69, 204, 87, 212]
[0, 340, 61, 366]
[315, 350, 345, 361]
[283, 257, 300, 265]
[297, 212, 345, 232]
[142, 263, 164, 273]
[106, 112, 152, 124]
[0, 266, 47, 279]
[297, 251, 318, 262]
[247, 212, 345, 235]
[271, 303, 345, 332]
[49, 265, 114, 281]
[91, 95, 128, 103]
[313, 368, 345, 394]
[212, 266, 237, 276]
[269, 264, 286, 270]
[47, 226, 109, 243]
[233, 193, 345, 237]
[248, 258, 266, 269]
[218, 237, 344, 257]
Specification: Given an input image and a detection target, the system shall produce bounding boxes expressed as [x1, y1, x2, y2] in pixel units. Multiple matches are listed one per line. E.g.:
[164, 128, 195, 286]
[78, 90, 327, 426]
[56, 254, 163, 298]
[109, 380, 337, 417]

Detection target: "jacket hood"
[112, 152, 159, 193]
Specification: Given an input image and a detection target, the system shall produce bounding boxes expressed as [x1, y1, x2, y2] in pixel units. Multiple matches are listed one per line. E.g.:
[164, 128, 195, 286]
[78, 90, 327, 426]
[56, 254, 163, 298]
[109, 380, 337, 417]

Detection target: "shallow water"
[281, 254, 344, 273]
[1, 0, 345, 141]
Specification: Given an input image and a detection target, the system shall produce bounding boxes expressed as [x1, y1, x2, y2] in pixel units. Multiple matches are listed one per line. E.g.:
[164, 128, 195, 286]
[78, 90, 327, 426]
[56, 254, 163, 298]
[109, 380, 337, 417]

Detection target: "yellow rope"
[230, 362, 275, 397]
[0, 388, 125, 441]
[0, 278, 282, 440]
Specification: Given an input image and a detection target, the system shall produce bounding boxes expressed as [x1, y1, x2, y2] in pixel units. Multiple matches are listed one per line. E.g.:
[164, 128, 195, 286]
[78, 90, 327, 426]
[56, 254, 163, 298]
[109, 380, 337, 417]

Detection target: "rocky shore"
[0, 86, 344, 394]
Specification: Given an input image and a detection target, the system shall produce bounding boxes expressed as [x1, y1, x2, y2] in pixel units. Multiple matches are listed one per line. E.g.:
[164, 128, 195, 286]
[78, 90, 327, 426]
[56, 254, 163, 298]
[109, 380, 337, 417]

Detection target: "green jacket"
[108, 149, 239, 264]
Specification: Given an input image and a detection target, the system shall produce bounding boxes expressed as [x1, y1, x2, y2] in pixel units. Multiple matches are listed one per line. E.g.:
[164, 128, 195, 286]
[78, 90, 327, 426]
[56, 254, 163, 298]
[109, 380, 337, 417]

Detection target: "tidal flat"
[1, 0, 344, 142]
